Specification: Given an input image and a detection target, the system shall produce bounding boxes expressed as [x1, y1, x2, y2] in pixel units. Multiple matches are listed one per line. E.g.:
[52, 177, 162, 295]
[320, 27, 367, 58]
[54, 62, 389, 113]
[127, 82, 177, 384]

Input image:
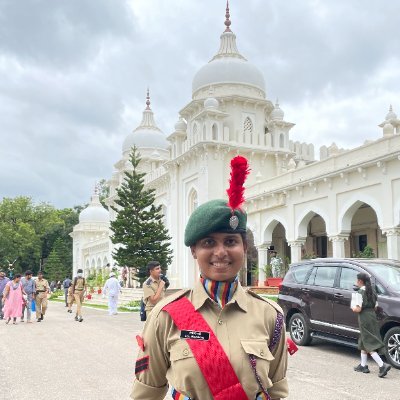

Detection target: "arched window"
[203, 125, 207, 140]
[244, 117, 253, 135]
[193, 123, 198, 136]
[188, 190, 198, 215]
[212, 124, 218, 140]
[279, 133, 285, 148]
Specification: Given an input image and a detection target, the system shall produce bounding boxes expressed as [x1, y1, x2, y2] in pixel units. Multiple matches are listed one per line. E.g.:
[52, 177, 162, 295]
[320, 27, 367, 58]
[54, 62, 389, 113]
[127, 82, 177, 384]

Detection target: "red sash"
[163, 296, 248, 400]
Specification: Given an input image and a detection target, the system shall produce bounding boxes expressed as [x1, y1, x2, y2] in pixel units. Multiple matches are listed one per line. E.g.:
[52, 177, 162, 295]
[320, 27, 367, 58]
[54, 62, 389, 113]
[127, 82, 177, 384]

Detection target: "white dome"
[192, 30, 265, 96]
[122, 94, 168, 153]
[271, 101, 284, 121]
[193, 57, 265, 95]
[204, 96, 219, 109]
[79, 195, 109, 223]
[174, 117, 187, 132]
[122, 128, 168, 152]
[386, 105, 397, 120]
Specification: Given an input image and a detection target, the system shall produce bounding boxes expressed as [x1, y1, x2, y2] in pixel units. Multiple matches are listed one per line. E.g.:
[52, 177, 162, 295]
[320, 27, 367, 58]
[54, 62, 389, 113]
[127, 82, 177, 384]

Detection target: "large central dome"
[192, 6, 266, 98]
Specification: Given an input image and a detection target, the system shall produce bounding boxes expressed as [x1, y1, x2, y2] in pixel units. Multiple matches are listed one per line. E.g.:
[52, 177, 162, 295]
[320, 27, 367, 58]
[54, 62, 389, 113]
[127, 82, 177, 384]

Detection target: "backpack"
[140, 298, 147, 322]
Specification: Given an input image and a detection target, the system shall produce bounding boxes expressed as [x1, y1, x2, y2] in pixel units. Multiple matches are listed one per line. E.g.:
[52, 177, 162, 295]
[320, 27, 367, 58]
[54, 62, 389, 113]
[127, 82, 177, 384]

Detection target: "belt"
[36, 290, 45, 293]
[171, 388, 268, 400]
[74, 289, 84, 291]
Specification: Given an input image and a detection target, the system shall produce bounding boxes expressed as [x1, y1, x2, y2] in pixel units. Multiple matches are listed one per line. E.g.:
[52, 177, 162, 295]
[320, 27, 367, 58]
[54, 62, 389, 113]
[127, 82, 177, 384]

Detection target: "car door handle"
[334, 293, 344, 298]
[301, 288, 310, 292]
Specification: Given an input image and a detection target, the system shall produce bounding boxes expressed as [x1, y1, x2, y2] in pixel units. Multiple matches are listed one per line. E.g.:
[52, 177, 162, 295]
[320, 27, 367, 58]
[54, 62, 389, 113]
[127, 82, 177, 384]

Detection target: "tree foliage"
[110, 147, 173, 285]
[0, 196, 79, 278]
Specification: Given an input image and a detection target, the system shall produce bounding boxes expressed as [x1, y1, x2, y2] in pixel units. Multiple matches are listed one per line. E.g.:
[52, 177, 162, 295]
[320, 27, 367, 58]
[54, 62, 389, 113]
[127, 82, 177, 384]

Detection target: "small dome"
[122, 91, 168, 153]
[383, 122, 394, 136]
[386, 105, 397, 120]
[271, 100, 284, 121]
[79, 195, 109, 223]
[151, 149, 161, 159]
[174, 117, 187, 132]
[204, 96, 219, 109]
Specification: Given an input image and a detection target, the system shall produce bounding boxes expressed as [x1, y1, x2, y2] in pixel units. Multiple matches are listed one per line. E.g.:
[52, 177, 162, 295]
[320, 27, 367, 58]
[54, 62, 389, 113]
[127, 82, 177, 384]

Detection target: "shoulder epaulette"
[145, 278, 152, 286]
[154, 289, 191, 317]
[246, 289, 284, 314]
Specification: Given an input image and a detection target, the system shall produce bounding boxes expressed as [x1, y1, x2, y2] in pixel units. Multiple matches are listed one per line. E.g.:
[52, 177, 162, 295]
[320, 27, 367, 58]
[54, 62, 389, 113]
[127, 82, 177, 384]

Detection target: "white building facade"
[71, 8, 400, 287]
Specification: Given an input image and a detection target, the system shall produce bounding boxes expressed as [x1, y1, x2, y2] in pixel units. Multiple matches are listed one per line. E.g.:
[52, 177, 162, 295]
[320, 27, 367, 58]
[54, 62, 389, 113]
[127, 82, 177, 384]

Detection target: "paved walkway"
[1, 301, 399, 399]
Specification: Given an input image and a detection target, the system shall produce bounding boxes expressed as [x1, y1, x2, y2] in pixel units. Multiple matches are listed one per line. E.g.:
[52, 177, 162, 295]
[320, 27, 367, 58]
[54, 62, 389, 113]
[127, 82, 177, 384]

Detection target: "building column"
[288, 240, 305, 263]
[329, 235, 349, 258]
[257, 242, 271, 287]
[382, 228, 400, 260]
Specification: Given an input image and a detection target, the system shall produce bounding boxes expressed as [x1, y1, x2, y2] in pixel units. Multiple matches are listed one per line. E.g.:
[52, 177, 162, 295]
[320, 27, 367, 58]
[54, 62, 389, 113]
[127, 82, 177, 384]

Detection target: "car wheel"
[289, 313, 312, 346]
[383, 326, 400, 369]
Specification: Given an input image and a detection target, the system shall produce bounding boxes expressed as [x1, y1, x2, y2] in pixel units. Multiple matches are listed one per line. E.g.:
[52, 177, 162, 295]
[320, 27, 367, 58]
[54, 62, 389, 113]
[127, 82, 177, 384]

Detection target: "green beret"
[184, 199, 247, 246]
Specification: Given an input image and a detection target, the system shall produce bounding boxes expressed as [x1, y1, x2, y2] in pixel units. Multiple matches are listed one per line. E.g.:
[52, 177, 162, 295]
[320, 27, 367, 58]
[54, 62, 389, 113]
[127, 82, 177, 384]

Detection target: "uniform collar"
[192, 279, 248, 313]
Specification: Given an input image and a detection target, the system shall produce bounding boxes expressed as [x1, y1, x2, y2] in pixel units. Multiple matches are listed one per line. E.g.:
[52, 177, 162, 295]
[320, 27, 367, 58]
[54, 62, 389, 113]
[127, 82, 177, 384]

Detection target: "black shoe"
[78, 317, 83, 322]
[75, 316, 79, 321]
[67, 309, 72, 313]
[378, 363, 391, 378]
[354, 364, 370, 373]
[37, 318, 42, 322]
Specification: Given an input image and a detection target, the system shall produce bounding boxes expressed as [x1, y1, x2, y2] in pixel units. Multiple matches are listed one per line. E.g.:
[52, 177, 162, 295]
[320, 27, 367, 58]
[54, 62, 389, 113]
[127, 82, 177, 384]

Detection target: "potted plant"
[263, 264, 283, 287]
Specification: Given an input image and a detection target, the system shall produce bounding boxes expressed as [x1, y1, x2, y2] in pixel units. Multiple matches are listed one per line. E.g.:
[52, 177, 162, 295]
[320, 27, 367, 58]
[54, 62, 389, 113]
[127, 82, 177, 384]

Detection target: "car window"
[338, 267, 359, 290]
[311, 266, 337, 287]
[292, 264, 313, 284]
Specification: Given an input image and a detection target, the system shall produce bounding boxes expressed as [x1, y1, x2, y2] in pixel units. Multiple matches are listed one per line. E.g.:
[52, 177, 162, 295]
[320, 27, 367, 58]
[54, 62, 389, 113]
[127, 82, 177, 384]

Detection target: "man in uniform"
[72, 268, 86, 322]
[0, 270, 10, 320]
[21, 270, 36, 323]
[35, 271, 50, 322]
[143, 261, 166, 316]
[62, 275, 72, 307]
[132, 156, 288, 400]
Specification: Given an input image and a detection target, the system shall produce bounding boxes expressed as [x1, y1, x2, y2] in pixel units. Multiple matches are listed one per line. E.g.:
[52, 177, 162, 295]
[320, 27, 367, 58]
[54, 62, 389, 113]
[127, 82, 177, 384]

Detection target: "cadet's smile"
[191, 232, 246, 282]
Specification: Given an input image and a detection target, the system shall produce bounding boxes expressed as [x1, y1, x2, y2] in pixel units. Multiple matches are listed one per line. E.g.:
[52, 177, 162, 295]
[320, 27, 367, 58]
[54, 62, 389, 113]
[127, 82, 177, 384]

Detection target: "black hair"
[357, 272, 376, 305]
[25, 270, 33, 276]
[14, 274, 22, 279]
[147, 261, 160, 273]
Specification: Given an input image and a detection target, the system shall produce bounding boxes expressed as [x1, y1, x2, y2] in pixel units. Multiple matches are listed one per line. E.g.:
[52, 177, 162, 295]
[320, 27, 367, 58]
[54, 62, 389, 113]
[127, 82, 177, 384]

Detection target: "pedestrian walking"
[2, 274, 26, 325]
[102, 272, 122, 315]
[142, 261, 166, 317]
[0, 270, 10, 320]
[72, 269, 86, 322]
[62, 276, 72, 307]
[35, 271, 50, 322]
[21, 270, 36, 323]
[132, 156, 288, 400]
[352, 272, 391, 378]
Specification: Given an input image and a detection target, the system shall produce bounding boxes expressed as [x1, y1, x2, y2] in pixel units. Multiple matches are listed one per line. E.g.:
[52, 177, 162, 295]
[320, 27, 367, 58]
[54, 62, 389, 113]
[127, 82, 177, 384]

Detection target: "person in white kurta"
[102, 272, 122, 315]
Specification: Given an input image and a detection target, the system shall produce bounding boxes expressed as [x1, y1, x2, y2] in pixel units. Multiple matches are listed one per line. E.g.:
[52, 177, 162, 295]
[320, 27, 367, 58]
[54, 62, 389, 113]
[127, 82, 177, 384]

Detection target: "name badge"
[180, 330, 210, 341]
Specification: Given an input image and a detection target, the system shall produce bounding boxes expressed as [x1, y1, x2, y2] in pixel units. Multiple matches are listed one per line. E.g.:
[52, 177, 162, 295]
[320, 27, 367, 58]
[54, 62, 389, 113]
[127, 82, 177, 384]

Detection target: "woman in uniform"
[132, 156, 288, 400]
[352, 272, 391, 377]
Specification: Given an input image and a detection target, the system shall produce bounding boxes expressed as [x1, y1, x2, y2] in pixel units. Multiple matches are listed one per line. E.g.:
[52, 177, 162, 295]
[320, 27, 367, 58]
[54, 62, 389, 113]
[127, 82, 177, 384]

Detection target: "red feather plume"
[226, 156, 250, 212]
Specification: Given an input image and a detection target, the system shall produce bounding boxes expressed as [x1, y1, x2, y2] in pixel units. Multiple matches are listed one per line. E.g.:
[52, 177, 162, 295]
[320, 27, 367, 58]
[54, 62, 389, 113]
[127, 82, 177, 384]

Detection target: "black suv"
[278, 258, 400, 369]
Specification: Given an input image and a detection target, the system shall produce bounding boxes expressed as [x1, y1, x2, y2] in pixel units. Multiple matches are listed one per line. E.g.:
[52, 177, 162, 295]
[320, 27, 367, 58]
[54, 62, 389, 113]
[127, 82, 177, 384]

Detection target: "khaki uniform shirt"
[132, 281, 288, 400]
[35, 279, 49, 293]
[143, 278, 166, 313]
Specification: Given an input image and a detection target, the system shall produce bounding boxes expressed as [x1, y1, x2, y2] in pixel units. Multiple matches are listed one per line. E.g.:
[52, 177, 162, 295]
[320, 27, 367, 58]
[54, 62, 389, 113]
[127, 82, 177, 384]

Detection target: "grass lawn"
[49, 297, 137, 312]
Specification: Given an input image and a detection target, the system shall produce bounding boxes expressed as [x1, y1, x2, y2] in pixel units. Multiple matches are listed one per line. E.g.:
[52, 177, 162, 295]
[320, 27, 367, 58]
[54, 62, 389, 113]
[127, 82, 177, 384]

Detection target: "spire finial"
[146, 88, 151, 110]
[389, 104, 393, 112]
[275, 98, 280, 107]
[94, 181, 100, 196]
[224, 0, 232, 32]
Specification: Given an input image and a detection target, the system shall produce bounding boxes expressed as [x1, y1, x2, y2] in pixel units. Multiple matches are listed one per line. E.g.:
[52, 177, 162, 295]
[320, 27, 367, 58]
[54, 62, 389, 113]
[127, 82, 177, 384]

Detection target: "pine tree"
[110, 146, 173, 285]
[44, 249, 65, 282]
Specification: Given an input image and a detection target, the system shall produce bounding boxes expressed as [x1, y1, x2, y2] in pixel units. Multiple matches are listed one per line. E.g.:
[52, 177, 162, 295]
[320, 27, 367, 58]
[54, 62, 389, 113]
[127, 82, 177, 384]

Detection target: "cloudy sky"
[1, 0, 399, 208]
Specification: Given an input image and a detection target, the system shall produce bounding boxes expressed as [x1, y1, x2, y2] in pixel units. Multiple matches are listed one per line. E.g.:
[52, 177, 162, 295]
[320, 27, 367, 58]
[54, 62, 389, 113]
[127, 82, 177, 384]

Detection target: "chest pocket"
[240, 340, 274, 392]
[168, 340, 207, 395]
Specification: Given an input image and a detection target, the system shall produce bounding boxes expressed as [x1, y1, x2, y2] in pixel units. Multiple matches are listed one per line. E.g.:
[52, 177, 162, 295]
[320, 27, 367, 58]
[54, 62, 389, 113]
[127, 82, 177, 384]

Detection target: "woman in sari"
[2, 273, 26, 325]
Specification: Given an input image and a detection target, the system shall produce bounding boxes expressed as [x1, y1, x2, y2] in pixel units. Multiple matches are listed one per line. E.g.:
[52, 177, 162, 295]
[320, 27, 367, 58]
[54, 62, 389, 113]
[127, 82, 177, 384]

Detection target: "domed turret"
[192, 2, 266, 98]
[204, 96, 219, 109]
[174, 117, 187, 132]
[383, 122, 394, 137]
[79, 189, 109, 224]
[271, 100, 284, 121]
[386, 105, 397, 121]
[122, 90, 168, 153]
